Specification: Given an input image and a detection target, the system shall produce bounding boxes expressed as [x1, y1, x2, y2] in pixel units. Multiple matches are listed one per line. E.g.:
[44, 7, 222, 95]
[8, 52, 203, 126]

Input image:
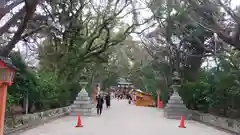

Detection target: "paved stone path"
[19, 99, 231, 135]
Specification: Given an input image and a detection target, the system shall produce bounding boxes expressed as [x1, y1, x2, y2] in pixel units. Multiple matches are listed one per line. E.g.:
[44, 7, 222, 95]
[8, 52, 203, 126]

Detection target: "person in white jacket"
[96, 84, 101, 95]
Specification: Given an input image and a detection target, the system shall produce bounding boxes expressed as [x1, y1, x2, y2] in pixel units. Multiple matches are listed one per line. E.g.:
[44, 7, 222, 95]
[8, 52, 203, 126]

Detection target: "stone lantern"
[164, 71, 191, 119]
[0, 57, 17, 135]
[70, 81, 96, 116]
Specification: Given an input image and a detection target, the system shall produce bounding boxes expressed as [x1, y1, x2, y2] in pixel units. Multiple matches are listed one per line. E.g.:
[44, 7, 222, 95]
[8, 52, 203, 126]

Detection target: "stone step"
[71, 104, 95, 109]
[71, 107, 95, 111]
[164, 107, 189, 111]
[165, 104, 188, 108]
[72, 108, 95, 112]
[164, 111, 191, 120]
[164, 114, 191, 120]
[77, 93, 89, 97]
[73, 100, 92, 104]
[164, 115, 182, 120]
[164, 111, 187, 116]
[70, 109, 97, 115]
[167, 100, 184, 104]
[71, 108, 95, 113]
[69, 112, 97, 116]
[75, 97, 90, 101]
[164, 111, 189, 116]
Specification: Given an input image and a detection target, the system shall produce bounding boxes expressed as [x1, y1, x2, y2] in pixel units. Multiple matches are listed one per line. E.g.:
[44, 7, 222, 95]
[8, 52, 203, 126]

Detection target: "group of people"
[115, 91, 127, 99]
[115, 90, 134, 101]
[96, 93, 111, 115]
[94, 87, 136, 115]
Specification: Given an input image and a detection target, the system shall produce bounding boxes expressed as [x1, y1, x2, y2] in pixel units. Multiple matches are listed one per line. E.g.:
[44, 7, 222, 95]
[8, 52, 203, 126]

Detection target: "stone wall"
[192, 111, 240, 134]
[4, 106, 71, 135]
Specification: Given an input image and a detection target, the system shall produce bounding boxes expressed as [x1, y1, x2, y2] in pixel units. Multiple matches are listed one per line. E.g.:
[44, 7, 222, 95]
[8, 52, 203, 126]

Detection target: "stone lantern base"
[164, 91, 191, 120]
[70, 87, 96, 116]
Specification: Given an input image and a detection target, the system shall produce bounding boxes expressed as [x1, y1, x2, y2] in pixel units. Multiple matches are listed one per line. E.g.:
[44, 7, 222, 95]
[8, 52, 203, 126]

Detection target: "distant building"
[117, 77, 134, 88]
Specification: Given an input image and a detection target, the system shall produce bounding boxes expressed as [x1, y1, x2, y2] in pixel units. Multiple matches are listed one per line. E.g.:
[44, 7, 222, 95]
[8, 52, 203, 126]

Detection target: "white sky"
[232, 0, 240, 7]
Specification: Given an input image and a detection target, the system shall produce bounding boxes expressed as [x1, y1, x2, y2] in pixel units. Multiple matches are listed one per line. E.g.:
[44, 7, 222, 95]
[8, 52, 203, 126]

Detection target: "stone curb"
[4, 112, 69, 135]
[191, 111, 238, 135]
[193, 119, 237, 135]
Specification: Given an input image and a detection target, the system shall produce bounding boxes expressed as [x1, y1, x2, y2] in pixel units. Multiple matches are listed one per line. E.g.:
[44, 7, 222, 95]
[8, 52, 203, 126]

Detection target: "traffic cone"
[179, 116, 186, 128]
[75, 115, 83, 127]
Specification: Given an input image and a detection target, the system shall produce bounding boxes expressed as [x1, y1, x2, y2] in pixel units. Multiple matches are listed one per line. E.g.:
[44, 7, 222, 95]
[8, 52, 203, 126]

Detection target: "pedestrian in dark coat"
[127, 93, 132, 104]
[105, 93, 111, 108]
[96, 95, 104, 115]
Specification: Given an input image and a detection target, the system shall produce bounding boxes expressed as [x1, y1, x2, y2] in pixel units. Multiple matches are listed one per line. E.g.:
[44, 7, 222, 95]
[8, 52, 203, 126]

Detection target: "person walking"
[96, 94, 104, 115]
[105, 93, 111, 108]
[127, 93, 132, 104]
[111, 92, 114, 99]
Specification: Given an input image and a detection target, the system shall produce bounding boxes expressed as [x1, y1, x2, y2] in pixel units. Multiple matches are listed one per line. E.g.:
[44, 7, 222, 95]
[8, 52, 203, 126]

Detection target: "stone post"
[164, 71, 191, 119]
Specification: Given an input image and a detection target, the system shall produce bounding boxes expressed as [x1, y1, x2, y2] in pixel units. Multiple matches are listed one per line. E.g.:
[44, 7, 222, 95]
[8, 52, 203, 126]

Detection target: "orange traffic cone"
[75, 114, 83, 127]
[179, 116, 186, 128]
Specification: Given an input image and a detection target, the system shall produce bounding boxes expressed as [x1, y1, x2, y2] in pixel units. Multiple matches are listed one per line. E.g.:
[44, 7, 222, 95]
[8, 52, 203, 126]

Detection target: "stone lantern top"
[171, 71, 181, 88]
[172, 71, 180, 81]
[78, 82, 88, 97]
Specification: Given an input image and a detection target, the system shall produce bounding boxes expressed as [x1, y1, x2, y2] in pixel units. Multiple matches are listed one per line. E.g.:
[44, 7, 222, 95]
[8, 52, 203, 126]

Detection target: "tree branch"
[0, 0, 39, 56]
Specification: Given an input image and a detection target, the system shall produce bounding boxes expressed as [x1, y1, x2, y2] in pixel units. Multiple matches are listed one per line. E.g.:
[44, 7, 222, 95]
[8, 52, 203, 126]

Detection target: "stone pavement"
[19, 99, 231, 135]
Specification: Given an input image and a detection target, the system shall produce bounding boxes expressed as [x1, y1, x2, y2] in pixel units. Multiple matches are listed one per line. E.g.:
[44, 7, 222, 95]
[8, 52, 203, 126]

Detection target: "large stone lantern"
[164, 71, 191, 119]
[70, 81, 96, 116]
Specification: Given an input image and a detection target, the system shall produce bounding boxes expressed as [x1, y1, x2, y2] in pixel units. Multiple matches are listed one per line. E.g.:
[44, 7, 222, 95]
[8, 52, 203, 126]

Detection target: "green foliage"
[7, 52, 39, 111]
[36, 71, 66, 109]
[180, 71, 211, 112]
[147, 0, 240, 118]
[180, 56, 240, 118]
[6, 52, 77, 113]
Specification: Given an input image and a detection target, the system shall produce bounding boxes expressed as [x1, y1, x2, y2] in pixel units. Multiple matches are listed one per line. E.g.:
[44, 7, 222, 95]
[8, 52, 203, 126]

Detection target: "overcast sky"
[232, 0, 240, 6]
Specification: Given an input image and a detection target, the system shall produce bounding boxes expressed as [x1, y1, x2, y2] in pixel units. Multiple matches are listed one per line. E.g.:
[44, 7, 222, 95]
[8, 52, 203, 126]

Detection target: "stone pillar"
[70, 82, 96, 116]
[164, 71, 191, 120]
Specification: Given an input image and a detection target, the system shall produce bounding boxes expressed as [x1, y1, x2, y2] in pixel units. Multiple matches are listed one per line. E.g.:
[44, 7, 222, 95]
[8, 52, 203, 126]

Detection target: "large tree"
[0, 0, 151, 57]
[142, 0, 222, 80]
